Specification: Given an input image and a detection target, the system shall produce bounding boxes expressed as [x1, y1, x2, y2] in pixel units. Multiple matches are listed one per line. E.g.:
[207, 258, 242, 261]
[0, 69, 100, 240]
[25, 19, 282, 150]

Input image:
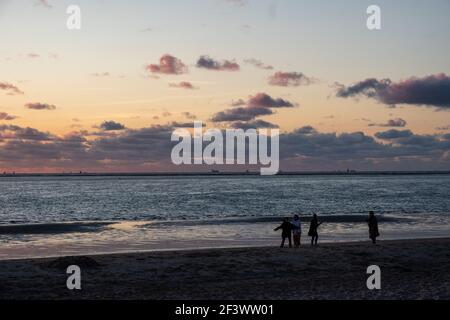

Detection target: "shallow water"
[1, 174, 450, 259]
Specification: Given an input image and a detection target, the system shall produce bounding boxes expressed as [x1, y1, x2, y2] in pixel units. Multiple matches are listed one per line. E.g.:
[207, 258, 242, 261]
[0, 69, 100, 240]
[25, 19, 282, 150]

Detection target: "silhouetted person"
[367, 211, 380, 244]
[274, 218, 293, 248]
[291, 214, 302, 248]
[308, 214, 322, 246]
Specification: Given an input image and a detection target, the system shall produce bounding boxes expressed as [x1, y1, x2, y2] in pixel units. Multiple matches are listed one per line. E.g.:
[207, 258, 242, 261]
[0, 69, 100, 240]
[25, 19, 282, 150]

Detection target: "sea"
[1, 174, 450, 259]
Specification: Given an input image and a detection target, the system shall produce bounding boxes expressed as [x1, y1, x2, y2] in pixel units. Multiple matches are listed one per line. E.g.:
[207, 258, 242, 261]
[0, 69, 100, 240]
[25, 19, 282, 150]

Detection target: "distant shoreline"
[1, 170, 450, 178]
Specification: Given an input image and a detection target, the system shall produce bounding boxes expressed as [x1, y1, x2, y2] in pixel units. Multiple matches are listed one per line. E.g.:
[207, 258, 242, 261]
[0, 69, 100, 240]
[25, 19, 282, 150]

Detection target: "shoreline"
[0, 237, 449, 299]
[1, 235, 450, 262]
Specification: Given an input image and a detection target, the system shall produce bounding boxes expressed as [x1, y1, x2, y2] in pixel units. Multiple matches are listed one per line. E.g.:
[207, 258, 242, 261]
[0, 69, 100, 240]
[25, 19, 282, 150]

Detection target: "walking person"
[367, 211, 380, 244]
[308, 214, 322, 246]
[291, 214, 302, 248]
[274, 218, 293, 248]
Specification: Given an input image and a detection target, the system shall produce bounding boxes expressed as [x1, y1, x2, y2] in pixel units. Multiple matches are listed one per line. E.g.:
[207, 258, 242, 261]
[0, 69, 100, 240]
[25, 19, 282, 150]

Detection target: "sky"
[0, 0, 449, 172]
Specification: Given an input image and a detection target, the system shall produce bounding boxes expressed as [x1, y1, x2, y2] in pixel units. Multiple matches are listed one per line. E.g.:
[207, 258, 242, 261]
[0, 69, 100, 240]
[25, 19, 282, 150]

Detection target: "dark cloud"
[279, 127, 450, 171]
[196, 56, 240, 71]
[268, 72, 314, 87]
[1, 124, 449, 171]
[230, 120, 279, 130]
[98, 121, 127, 131]
[0, 112, 18, 121]
[0, 125, 54, 141]
[294, 126, 317, 135]
[146, 54, 187, 75]
[211, 106, 273, 122]
[25, 102, 56, 110]
[244, 58, 273, 70]
[211, 93, 296, 122]
[169, 81, 196, 89]
[169, 121, 205, 128]
[336, 74, 450, 109]
[375, 129, 413, 140]
[0, 82, 24, 95]
[247, 93, 296, 108]
[369, 118, 407, 128]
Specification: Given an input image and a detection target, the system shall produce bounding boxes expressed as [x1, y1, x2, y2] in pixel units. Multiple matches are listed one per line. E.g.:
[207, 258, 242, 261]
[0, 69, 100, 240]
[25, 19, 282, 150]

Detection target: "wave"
[0, 214, 414, 236]
[141, 214, 409, 228]
[0, 221, 112, 235]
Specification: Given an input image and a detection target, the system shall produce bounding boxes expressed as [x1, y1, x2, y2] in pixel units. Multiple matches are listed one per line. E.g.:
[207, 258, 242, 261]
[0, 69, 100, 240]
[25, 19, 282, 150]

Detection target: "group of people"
[274, 211, 380, 247]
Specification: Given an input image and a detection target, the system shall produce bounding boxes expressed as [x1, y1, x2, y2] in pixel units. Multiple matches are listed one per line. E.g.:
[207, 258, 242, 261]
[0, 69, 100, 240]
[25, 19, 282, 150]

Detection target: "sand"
[0, 238, 449, 300]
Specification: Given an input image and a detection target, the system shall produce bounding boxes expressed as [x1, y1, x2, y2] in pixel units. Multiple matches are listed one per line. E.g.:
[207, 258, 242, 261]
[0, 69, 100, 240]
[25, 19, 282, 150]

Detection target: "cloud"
[336, 74, 450, 109]
[369, 118, 407, 128]
[268, 72, 314, 87]
[211, 93, 296, 122]
[375, 129, 413, 140]
[98, 121, 127, 131]
[247, 92, 296, 108]
[0, 82, 24, 95]
[230, 120, 279, 130]
[25, 102, 56, 110]
[0, 112, 18, 121]
[196, 55, 240, 71]
[1, 124, 450, 172]
[230, 99, 246, 107]
[0, 125, 54, 141]
[91, 72, 111, 77]
[169, 81, 196, 89]
[244, 58, 273, 70]
[294, 126, 317, 135]
[146, 54, 188, 75]
[211, 106, 273, 122]
[279, 127, 450, 171]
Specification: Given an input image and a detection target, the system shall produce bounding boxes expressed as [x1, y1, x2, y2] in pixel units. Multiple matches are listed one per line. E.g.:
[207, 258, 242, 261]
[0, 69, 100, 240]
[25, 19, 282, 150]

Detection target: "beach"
[0, 237, 449, 300]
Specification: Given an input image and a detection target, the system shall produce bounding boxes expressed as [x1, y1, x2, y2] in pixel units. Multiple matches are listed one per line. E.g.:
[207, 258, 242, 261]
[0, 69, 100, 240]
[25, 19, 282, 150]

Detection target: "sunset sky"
[1, 0, 450, 172]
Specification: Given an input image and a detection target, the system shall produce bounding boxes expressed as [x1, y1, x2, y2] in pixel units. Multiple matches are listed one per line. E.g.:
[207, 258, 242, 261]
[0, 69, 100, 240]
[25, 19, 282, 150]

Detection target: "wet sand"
[0, 238, 449, 300]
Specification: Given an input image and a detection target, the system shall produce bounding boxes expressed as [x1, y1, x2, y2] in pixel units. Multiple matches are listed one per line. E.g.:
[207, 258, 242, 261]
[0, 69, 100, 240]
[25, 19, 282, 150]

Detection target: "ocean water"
[1, 174, 450, 259]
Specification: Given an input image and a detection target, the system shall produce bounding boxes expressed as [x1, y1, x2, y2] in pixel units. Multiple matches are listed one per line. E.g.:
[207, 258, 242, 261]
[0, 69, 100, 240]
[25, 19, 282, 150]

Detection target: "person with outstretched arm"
[274, 218, 293, 248]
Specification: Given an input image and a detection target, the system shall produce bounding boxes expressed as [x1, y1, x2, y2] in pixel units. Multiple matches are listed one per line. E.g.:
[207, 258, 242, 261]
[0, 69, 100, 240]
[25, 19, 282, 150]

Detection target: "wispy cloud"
[25, 102, 56, 111]
[268, 71, 314, 87]
[0, 112, 18, 121]
[244, 58, 273, 70]
[169, 81, 197, 89]
[196, 56, 240, 72]
[369, 118, 407, 128]
[0, 82, 24, 95]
